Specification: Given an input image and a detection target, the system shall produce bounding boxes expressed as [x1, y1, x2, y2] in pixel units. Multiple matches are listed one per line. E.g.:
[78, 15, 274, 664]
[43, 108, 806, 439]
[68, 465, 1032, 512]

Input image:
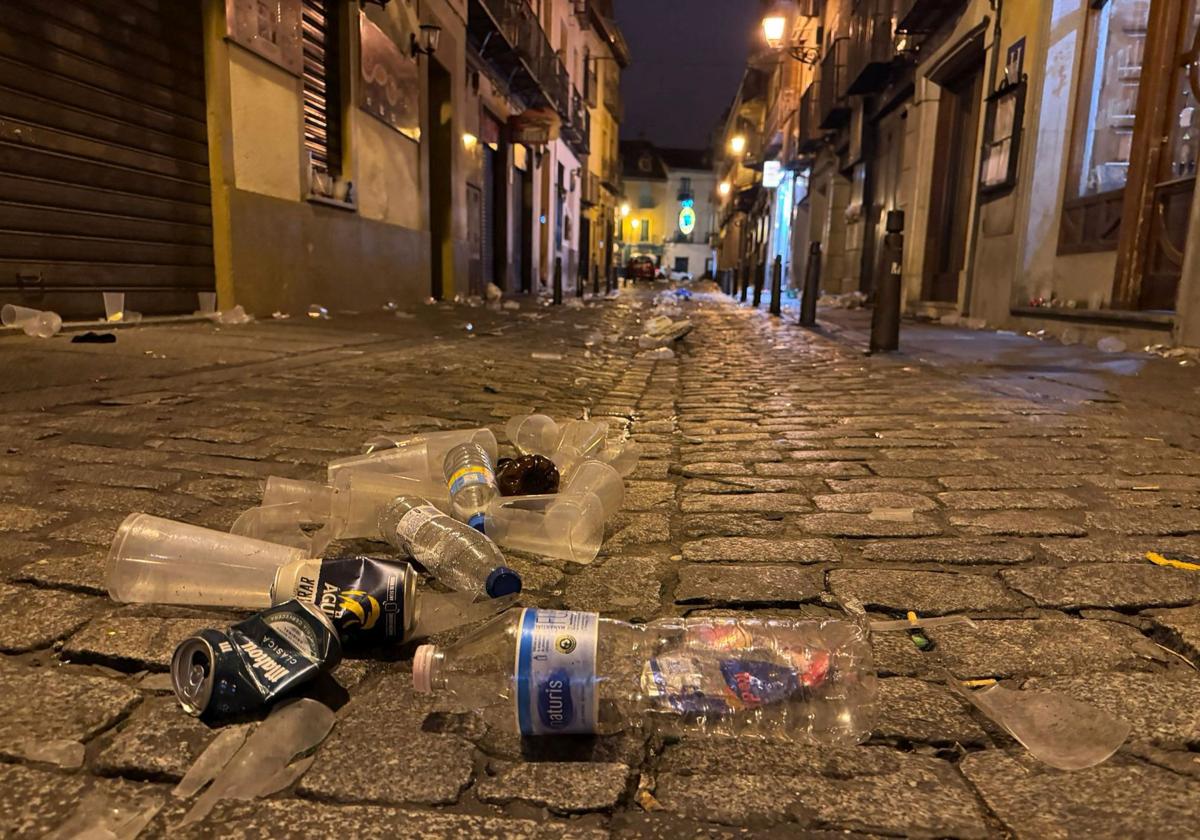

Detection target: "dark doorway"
[922, 61, 984, 303]
[519, 161, 534, 293]
[674, 256, 689, 272]
[428, 60, 453, 300]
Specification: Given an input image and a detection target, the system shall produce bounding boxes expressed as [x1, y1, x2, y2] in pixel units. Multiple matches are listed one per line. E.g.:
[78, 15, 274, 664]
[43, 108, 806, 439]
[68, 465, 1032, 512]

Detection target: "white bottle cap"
[413, 644, 437, 694]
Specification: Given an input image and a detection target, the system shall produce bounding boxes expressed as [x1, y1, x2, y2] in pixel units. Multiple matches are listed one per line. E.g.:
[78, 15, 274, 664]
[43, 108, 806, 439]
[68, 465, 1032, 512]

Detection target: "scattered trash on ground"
[496, 454, 560, 496]
[70, 331, 117, 344]
[271, 311, 290, 320]
[1, 304, 62, 338]
[637, 346, 675, 360]
[944, 673, 1130, 771]
[214, 305, 253, 325]
[819, 291, 867, 309]
[531, 351, 563, 360]
[1146, 550, 1200, 571]
[1096, 336, 1126, 353]
[868, 507, 915, 523]
[46, 789, 163, 840]
[307, 304, 330, 320]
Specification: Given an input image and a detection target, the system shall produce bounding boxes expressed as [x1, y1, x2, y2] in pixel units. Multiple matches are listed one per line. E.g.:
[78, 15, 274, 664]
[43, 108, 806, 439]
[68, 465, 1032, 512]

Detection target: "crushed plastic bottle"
[380, 496, 520, 598]
[495, 454, 561, 496]
[443, 442, 498, 531]
[413, 609, 876, 742]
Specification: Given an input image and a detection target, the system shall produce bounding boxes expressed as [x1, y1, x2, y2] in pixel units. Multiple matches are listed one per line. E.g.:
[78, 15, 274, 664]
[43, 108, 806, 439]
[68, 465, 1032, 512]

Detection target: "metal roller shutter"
[0, 0, 213, 319]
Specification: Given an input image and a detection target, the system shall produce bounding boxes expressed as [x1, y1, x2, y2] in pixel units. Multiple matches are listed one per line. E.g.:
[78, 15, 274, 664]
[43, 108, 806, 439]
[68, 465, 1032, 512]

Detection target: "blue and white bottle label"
[514, 608, 598, 736]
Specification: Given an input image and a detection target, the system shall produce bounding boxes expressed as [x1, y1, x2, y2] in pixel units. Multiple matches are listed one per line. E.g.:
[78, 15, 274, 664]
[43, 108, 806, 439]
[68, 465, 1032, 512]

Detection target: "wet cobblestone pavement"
[2, 284, 1200, 837]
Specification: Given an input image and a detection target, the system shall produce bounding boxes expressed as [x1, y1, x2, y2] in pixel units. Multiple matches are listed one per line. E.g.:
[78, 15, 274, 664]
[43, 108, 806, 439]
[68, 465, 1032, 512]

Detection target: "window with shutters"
[302, 0, 343, 195]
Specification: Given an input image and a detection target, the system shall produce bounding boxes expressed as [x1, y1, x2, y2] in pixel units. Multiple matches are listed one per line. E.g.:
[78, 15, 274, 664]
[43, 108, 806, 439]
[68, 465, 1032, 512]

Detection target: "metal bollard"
[592, 261, 600, 296]
[553, 256, 563, 306]
[799, 241, 821, 327]
[769, 255, 782, 317]
[739, 263, 748, 303]
[869, 210, 904, 354]
[577, 261, 585, 298]
[752, 260, 763, 308]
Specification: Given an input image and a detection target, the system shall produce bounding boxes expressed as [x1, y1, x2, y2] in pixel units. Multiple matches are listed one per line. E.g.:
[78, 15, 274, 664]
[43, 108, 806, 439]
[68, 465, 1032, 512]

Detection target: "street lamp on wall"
[729, 135, 747, 156]
[761, 3, 819, 65]
[718, 181, 731, 198]
[411, 23, 442, 57]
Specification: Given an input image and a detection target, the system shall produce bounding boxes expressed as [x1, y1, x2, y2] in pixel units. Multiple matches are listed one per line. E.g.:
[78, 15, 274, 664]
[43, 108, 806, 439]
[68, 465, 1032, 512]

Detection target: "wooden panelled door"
[1116, 0, 1200, 310]
[0, 0, 213, 318]
[922, 61, 984, 303]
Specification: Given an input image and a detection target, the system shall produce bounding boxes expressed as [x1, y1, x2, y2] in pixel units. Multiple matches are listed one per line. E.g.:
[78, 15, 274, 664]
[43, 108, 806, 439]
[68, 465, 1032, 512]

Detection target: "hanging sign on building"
[359, 13, 421, 142]
[762, 160, 783, 189]
[225, 0, 302, 75]
[510, 108, 561, 146]
[678, 205, 697, 236]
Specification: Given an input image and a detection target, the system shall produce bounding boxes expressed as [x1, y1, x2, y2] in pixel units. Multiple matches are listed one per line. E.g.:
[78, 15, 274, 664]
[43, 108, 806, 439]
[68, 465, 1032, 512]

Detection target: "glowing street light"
[718, 181, 732, 197]
[631, 219, 641, 229]
[620, 202, 631, 217]
[729, 134, 747, 155]
[762, 13, 787, 49]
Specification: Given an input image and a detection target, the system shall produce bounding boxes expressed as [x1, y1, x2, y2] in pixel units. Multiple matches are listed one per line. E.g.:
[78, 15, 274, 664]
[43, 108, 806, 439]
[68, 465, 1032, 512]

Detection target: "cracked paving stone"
[1085, 509, 1200, 536]
[795, 513, 943, 538]
[1022, 670, 1200, 747]
[0, 764, 92, 837]
[860, 539, 1035, 565]
[0, 659, 139, 761]
[828, 569, 1025, 615]
[812, 492, 936, 513]
[297, 671, 475, 806]
[95, 695, 222, 780]
[654, 740, 986, 836]
[872, 677, 988, 745]
[0, 583, 111, 651]
[0, 502, 68, 532]
[680, 493, 813, 514]
[936, 490, 1084, 510]
[948, 512, 1085, 537]
[680, 513, 787, 539]
[681, 537, 839, 564]
[933, 618, 1156, 679]
[172, 800, 608, 840]
[961, 751, 1200, 839]
[1002, 564, 1200, 610]
[10, 547, 107, 593]
[1144, 605, 1200, 660]
[674, 564, 824, 605]
[476, 761, 630, 813]
[755, 462, 871, 478]
[564, 555, 668, 619]
[63, 615, 221, 671]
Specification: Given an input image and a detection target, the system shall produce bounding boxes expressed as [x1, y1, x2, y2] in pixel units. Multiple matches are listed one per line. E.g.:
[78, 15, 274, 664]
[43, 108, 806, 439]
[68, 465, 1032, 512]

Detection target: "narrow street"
[2, 285, 1199, 837]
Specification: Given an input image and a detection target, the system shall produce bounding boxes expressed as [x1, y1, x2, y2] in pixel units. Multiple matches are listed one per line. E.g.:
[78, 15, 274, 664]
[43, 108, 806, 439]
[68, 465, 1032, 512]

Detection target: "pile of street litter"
[636, 289, 694, 359]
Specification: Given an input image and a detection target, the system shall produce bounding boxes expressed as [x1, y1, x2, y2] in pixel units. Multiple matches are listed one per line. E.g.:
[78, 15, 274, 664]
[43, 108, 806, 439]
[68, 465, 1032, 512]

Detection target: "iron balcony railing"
[846, 0, 899, 95]
[896, 0, 967, 33]
[818, 36, 851, 129]
[470, 0, 572, 115]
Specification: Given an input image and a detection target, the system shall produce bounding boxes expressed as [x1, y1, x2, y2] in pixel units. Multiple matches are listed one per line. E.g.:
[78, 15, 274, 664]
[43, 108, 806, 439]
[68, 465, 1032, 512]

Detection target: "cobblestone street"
[3, 285, 1200, 837]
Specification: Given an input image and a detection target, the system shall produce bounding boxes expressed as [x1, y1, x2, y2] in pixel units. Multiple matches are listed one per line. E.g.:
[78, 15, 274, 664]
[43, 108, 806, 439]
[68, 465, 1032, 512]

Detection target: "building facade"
[619, 141, 717, 276]
[0, 0, 624, 319]
[716, 0, 1200, 348]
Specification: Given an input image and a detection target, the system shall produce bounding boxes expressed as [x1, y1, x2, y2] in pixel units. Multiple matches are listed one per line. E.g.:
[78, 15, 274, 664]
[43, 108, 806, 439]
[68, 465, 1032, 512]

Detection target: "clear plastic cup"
[330, 471, 451, 537]
[197, 292, 217, 314]
[328, 428, 498, 484]
[505, 414, 563, 455]
[558, 419, 608, 457]
[600, 438, 642, 478]
[107, 513, 307, 608]
[1, 304, 62, 338]
[484, 491, 607, 564]
[103, 292, 125, 322]
[262, 477, 334, 518]
[563, 461, 624, 519]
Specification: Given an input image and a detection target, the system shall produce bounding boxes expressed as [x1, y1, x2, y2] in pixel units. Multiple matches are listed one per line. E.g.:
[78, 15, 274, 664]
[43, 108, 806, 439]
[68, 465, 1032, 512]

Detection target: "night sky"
[613, 0, 764, 150]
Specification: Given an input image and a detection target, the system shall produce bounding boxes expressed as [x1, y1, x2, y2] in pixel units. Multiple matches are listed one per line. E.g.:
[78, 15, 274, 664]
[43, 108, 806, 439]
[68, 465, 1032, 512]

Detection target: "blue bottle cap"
[485, 566, 522, 598]
[468, 513, 487, 532]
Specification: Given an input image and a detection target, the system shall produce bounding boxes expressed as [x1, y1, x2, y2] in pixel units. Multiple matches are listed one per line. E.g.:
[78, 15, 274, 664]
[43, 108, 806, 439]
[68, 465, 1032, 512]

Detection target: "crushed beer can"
[273, 555, 418, 644]
[171, 599, 342, 719]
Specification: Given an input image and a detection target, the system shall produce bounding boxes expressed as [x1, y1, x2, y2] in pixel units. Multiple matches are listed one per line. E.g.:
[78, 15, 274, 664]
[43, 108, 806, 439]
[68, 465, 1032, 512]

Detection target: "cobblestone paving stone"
[2, 285, 1200, 836]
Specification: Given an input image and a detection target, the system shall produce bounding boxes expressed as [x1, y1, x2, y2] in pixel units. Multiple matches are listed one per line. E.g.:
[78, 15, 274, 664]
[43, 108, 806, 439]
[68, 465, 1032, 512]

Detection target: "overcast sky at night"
[613, 0, 764, 150]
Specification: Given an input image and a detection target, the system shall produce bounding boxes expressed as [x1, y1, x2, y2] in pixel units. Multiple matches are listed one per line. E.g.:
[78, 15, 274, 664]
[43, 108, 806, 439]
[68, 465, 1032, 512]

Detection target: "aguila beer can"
[171, 599, 342, 719]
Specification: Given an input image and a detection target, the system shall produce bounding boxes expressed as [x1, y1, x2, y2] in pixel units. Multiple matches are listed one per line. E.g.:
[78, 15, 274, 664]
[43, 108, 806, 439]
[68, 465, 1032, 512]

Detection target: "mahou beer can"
[171, 599, 342, 719]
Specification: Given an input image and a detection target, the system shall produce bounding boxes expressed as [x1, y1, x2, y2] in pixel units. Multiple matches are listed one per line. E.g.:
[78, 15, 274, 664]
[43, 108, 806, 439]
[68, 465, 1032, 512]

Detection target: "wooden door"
[922, 62, 984, 303]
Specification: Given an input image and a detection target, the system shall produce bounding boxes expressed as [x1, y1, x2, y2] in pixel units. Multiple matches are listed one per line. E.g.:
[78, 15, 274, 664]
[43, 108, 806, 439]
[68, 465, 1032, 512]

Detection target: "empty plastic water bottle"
[412, 609, 875, 743]
[443, 442, 498, 531]
[380, 496, 520, 599]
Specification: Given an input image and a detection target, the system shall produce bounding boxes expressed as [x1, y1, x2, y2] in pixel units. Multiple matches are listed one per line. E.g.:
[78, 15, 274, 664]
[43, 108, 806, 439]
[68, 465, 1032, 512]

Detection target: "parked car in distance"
[668, 270, 694, 282]
[625, 255, 657, 281]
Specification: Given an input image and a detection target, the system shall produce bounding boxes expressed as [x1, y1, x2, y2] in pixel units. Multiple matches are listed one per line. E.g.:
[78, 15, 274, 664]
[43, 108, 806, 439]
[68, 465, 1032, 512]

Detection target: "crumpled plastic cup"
[563, 461, 624, 519]
[484, 490, 607, 564]
[1, 304, 62, 338]
[329, 470, 451, 537]
[505, 414, 563, 456]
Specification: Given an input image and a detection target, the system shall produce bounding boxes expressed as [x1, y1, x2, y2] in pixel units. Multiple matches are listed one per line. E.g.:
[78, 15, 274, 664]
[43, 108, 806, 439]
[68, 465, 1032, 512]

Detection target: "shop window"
[302, 0, 344, 195]
[640, 219, 650, 242]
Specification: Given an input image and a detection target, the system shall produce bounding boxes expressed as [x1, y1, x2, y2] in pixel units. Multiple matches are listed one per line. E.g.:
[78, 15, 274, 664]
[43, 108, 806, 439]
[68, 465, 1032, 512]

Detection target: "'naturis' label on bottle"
[514, 608, 598, 735]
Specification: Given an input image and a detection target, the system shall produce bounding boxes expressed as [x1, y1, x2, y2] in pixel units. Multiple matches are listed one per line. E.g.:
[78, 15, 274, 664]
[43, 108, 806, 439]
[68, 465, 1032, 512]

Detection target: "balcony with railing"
[818, 37, 850, 129]
[562, 86, 591, 156]
[846, 0, 899, 95]
[798, 81, 824, 152]
[580, 169, 601, 207]
[468, 0, 570, 115]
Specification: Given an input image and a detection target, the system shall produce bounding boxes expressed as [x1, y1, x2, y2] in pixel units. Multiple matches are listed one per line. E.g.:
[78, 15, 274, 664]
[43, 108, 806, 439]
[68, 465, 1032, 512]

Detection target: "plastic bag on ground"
[486, 282, 503, 303]
[945, 676, 1130, 770]
[179, 699, 335, 826]
[46, 790, 163, 840]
